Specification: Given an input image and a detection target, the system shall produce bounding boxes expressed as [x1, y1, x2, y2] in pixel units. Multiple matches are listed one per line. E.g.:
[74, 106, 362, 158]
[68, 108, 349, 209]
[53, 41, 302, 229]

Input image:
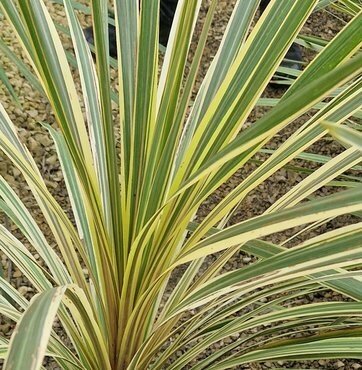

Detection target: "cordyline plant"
[0, 0, 361, 369]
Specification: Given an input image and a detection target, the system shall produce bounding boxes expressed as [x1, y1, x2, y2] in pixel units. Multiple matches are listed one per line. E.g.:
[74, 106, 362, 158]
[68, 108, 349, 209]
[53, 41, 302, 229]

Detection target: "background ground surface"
[0, 1, 360, 369]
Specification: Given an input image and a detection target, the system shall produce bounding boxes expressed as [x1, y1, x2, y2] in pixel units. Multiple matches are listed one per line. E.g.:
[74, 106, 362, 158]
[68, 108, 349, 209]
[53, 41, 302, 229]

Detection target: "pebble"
[28, 109, 39, 118]
[0, 323, 11, 334]
[3, 174, 14, 183]
[12, 167, 21, 177]
[34, 133, 53, 147]
[46, 154, 58, 165]
[27, 137, 40, 152]
[12, 270, 22, 278]
[18, 286, 29, 296]
[0, 161, 8, 173]
[44, 179, 58, 189]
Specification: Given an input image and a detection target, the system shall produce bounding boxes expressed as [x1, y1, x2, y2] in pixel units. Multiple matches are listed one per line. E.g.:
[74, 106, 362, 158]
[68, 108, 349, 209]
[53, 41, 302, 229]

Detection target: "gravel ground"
[0, 1, 361, 369]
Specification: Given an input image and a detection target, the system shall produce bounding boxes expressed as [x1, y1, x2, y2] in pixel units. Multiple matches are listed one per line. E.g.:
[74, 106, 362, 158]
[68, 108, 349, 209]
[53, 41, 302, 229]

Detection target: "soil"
[0, 1, 360, 369]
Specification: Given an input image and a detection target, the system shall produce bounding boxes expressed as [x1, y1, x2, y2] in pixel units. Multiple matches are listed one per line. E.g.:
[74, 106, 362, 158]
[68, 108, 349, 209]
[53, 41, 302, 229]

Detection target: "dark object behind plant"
[83, 0, 178, 59]
[83, 0, 303, 72]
